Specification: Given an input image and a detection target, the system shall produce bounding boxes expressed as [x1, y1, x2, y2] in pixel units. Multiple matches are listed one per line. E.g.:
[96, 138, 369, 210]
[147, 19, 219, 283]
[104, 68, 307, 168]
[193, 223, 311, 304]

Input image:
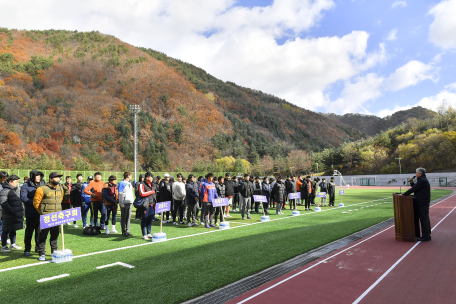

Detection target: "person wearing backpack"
[1, 175, 24, 253]
[139, 172, 157, 240]
[102, 175, 119, 235]
[118, 172, 134, 237]
[33, 172, 64, 261]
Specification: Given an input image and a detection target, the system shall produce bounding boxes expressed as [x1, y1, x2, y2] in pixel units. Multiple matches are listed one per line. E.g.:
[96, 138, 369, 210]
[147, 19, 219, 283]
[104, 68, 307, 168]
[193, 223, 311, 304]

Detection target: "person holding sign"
[139, 172, 157, 240]
[200, 173, 219, 228]
[328, 177, 336, 207]
[286, 176, 297, 210]
[1, 175, 24, 253]
[33, 172, 64, 261]
[273, 176, 286, 215]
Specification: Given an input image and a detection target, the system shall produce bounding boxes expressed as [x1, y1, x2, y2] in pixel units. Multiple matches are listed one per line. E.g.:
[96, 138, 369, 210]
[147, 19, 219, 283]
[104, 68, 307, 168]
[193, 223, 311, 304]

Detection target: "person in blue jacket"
[20, 170, 45, 256]
[200, 173, 218, 228]
[81, 176, 94, 227]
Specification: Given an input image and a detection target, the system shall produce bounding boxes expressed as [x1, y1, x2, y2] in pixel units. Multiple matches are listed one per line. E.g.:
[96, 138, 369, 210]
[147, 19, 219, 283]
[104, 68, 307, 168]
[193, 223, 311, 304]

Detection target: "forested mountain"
[0, 28, 368, 172]
[327, 107, 436, 136]
[311, 105, 456, 175]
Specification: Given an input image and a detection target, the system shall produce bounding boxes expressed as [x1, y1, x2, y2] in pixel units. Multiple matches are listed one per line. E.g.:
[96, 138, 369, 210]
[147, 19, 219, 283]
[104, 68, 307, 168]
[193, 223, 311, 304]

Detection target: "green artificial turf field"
[0, 188, 452, 303]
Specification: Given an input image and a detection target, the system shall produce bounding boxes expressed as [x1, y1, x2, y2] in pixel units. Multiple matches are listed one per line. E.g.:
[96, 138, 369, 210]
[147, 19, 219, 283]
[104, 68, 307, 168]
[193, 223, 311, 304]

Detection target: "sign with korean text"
[40, 207, 81, 229]
[213, 198, 229, 207]
[253, 195, 268, 202]
[339, 190, 345, 195]
[316, 192, 327, 198]
[289, 192, 301, 199]
[155, 201, 171, 213]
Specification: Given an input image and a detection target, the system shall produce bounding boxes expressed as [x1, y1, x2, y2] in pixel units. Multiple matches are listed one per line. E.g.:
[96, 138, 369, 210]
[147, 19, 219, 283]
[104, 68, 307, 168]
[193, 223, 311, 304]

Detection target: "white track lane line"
[237, 193, 455, 304]
[352, 202, 456, 304]
[37, 274, 70, 282]
[0, 196, 419, 274]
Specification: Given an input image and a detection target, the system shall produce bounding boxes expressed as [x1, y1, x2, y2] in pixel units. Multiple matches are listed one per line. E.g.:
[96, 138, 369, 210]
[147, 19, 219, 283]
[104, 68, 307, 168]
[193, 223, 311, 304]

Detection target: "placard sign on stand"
[153, 201, 171, 242]
[316, 192, 327, 198]
[213, 198, 229, 207]
[40, 207, 81, 263]
[289, 192, 301, 200]
[339, 189, 345, 206]
[40, 207, 82, 229]
[213, 198, 230, 229]
[253, 195, 268, 202]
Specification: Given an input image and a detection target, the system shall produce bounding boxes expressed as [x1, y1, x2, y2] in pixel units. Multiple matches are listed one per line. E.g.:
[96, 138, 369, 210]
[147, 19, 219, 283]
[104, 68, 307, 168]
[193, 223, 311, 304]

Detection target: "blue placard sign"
[289, 192, 301, 199]
[40, 207, 82, 229]
[155, 201, 171, 213]
[253, 195, 268, 202]
[213, 198, 229, 207]
[316, 192, 327, 198]
[339, 190, 345, 195]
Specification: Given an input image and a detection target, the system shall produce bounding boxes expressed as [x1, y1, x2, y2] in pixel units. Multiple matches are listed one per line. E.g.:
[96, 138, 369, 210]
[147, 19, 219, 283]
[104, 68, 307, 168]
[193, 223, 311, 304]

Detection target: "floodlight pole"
[395, 158, 401, 175]
[129, 105, 141, 184]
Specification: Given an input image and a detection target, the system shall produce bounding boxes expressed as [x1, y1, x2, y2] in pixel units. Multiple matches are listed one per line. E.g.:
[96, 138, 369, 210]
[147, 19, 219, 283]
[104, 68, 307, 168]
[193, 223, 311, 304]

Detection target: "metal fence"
[1, 169, 239, 182]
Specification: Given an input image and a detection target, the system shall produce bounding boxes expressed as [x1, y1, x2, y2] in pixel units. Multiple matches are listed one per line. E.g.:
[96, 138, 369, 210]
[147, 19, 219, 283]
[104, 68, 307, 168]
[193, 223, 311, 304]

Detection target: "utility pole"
[395, 158, 401, 175]
[129, 105, 141, 184]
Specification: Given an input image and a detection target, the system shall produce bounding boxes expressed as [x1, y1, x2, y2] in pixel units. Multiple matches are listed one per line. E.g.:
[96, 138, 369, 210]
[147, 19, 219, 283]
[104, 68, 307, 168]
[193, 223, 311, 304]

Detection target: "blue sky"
[3, 0, 456, 116]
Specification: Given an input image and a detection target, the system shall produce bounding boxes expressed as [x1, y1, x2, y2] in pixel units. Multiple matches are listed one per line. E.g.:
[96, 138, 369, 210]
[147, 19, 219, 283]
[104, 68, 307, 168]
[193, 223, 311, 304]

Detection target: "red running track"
[228, 193, 456, 304]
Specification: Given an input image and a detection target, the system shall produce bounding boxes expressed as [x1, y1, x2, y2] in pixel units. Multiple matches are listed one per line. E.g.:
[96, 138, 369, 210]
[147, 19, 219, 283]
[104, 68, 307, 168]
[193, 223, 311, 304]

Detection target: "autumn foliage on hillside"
[0, 29, 231, 171]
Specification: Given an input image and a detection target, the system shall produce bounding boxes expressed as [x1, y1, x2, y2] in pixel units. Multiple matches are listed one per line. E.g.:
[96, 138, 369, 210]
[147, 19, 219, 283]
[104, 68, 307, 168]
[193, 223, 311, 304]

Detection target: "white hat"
[164, 173, 170, 177]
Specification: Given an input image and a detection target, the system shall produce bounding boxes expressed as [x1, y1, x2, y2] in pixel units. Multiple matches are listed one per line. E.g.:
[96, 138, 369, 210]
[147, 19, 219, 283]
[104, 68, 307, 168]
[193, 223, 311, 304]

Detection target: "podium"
[393, 193, 416, 242]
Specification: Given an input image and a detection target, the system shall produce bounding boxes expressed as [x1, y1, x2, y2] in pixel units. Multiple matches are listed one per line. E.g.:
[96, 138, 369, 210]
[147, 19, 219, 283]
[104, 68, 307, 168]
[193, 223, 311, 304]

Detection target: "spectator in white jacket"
[172, 173, 186, 225]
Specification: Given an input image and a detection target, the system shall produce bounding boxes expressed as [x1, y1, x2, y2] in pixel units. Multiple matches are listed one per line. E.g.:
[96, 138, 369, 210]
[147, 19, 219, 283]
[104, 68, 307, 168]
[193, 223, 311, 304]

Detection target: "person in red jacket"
[83, 172, 106, 229]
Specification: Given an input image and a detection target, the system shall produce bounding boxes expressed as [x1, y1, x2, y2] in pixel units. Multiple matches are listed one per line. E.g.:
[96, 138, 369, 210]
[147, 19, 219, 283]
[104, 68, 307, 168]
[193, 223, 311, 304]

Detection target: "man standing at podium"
[403, 168, 431, 241]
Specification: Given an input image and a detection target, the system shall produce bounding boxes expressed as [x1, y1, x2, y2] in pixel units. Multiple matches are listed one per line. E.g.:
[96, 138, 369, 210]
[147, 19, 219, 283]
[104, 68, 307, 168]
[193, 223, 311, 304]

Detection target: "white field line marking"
[240, 193, 456, 304]
[352, 203, 456, 304]
[0, 196, 399, 273]
[37, 274, 69, 282]
[96, 262, 135, 269]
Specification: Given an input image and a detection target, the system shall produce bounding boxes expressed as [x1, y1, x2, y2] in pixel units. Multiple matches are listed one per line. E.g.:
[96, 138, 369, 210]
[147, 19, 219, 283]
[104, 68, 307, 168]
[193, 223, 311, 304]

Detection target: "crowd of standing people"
[0, 170, 337, 261]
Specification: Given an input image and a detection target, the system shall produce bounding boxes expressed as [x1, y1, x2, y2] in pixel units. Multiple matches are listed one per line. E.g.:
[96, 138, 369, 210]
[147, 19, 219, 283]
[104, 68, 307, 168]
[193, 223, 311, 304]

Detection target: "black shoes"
[417, 236, 431, 241]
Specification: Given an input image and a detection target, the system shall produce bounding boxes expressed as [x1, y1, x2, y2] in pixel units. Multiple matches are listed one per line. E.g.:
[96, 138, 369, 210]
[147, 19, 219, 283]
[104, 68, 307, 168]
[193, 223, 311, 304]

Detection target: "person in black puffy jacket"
[1, 175, 24, 253]
[224, 173, 234, 217]
[20, 170, 45, 255]
[273, 176, 286, 215]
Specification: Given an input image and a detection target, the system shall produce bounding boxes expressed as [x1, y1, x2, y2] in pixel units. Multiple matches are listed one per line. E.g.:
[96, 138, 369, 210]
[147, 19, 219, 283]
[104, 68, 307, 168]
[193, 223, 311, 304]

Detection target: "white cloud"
[327, 73, 384, 114]
[428, 0, 456, 49]
[391, 1, 407, 8]
[384, 60, 439, 92]
[377, 105, 412, 118]
[377, 82, 456, 117]
[417, 82, 456, 111]
[386, 29, 398, 41]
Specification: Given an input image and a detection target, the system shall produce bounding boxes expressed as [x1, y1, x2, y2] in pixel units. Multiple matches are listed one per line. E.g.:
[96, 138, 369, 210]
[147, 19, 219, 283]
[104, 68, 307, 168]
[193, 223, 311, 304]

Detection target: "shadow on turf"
[2, 216, 393, 304]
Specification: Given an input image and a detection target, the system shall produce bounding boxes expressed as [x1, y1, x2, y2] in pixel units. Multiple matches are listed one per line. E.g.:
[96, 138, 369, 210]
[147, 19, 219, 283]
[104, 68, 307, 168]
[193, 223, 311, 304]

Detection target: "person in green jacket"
[33, 172, 64, 261]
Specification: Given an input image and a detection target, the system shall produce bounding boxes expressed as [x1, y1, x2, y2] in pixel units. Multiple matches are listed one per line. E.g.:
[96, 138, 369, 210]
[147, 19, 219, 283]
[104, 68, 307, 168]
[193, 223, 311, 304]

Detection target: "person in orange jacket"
[83, 172, 106, 229]
[296, 175, 303, 205]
